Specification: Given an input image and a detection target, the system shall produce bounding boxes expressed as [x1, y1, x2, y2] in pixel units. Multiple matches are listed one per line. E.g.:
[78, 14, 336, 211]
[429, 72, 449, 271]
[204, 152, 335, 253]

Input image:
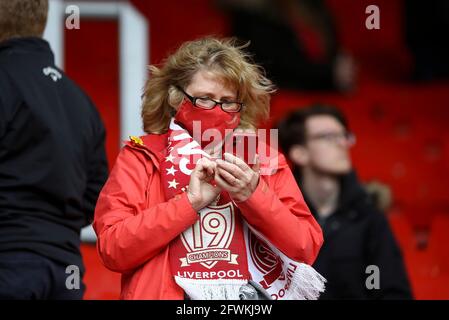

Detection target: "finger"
[200, 157, 213, 167]
[214, 170, 238, 193]
[193, 158, 206, 179]
[251, 154, 260, 173]
[223, 152, 250, 171]
[196, 158, 215, 179]
[217, 167, 240, 187]
[216, 159, 247, 180]
[204, 161, 216, 177]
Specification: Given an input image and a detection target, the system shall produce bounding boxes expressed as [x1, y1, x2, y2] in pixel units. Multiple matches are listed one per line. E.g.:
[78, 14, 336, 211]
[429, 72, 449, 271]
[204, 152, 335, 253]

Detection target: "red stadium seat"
[387, 213, 415, 253]
[427, 214, 449, 274]
[81, 244, 121, 300]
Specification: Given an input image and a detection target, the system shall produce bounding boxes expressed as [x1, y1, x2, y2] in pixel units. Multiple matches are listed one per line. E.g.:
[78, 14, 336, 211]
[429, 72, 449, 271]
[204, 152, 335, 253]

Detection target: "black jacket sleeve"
[82, 101, 109, 226]
[0, 78, 6, 139]
[366, 212, 414, 299]
[0, 67, 20, 139]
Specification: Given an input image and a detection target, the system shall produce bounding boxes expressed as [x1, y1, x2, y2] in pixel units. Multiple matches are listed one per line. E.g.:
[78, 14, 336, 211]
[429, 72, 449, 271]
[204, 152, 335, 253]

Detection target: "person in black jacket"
[277, 105, 413, 299]
[0, 0, 108, 299]
[218, 0, 356, 91]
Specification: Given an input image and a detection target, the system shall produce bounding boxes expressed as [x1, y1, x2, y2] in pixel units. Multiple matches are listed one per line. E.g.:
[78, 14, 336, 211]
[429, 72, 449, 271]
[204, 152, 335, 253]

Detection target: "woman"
[93, 37, 325, 300]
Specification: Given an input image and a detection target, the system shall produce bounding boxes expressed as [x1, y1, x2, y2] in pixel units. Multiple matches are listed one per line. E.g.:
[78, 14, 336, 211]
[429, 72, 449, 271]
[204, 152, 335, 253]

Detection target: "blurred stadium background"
[43, 0, 449, 299]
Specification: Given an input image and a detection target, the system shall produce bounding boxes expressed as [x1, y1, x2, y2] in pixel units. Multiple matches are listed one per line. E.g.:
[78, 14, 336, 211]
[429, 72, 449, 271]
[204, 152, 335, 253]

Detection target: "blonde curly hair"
[141, 37, 276, 134]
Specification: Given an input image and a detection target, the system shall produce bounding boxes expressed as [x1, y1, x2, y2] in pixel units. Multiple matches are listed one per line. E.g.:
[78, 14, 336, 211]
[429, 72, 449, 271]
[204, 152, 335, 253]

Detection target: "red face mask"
[174, 98, 240, 149]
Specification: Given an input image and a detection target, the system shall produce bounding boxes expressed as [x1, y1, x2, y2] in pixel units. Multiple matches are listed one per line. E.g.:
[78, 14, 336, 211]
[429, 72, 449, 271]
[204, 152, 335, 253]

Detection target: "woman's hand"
[214, 153, 260, 202]
[187, 157, 221, 211]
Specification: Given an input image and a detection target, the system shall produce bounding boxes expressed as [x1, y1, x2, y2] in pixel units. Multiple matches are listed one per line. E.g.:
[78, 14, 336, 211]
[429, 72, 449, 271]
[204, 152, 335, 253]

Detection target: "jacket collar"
[125, 133, 169, 170]
[298, 170, 367, 223]
[126, 132, 289, 174]
[0, 37, 53, 56]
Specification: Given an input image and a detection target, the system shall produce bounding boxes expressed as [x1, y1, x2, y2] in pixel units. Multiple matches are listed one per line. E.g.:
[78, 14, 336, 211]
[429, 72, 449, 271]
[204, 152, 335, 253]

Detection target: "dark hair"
[0, 0, 48, 43]
[276, 104, 348, 155]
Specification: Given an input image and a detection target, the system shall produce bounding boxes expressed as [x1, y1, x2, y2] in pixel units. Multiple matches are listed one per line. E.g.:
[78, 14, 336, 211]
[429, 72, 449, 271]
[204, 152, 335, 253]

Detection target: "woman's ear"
[289, 145, 309, 166]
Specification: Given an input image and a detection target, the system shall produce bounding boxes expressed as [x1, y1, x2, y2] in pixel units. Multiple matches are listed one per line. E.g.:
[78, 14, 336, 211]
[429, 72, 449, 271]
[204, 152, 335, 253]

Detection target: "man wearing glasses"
[277, 104, 412, 299]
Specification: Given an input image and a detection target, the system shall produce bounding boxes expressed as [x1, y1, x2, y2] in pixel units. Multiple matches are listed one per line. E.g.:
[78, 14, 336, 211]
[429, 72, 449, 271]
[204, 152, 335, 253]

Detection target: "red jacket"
[93, 133, 323, 299]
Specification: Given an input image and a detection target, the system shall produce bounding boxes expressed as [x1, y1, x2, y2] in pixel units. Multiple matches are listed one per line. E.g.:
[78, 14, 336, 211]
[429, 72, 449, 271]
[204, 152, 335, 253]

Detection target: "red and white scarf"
[163, 119, 326, 300]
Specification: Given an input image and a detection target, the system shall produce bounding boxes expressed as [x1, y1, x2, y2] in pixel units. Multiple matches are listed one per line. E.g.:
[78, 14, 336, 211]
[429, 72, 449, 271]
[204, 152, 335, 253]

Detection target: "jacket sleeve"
[82, 104, 109, 226]
[0, 67, 20, 139]
[93, 146, 199, 273]
[366, 212, 413, 299]
[236, 158, 323, 265]
[0, 69, 6, 138]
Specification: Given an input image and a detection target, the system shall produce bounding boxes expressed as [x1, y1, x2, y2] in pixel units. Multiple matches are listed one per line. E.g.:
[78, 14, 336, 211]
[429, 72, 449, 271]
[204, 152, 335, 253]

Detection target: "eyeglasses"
[307, 131, 356, 146]
[176, 86, 243, 113]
